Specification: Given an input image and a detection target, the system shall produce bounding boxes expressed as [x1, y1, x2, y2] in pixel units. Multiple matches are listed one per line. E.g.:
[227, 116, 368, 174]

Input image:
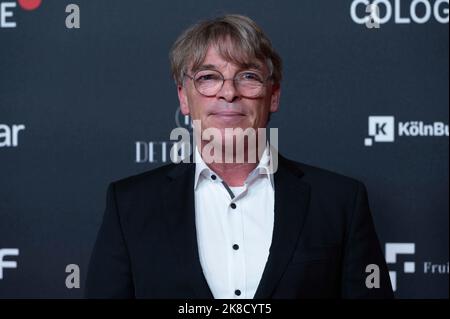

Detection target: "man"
[85, 14, 393, 299]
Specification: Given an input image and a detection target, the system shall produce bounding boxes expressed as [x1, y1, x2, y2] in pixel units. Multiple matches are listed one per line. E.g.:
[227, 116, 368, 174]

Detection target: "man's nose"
[217, 78, 240, 103]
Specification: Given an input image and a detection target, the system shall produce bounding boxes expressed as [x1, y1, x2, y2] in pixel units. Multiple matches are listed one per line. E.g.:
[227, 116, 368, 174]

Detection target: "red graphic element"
[17, 0, 42, 11]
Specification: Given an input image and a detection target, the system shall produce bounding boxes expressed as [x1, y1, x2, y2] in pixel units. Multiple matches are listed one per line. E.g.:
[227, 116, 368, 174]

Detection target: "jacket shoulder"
[279, 155, 365, 192]
[110, 162, 180, 195]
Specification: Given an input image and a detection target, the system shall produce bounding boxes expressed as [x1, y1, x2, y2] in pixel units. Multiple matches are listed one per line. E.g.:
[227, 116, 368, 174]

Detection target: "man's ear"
[269, 84, 281, 113]
[177, 84, 190, 116]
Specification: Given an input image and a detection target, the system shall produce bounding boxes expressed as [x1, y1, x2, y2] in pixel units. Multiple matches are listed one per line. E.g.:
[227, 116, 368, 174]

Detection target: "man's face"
[178, 45, 281, 140]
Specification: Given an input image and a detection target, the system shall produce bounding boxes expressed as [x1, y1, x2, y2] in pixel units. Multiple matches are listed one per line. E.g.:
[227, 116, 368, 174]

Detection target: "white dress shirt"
[194, 145, 275, 299]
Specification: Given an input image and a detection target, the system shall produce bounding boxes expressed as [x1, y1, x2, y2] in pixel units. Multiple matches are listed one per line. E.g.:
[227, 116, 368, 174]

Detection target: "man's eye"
[239, 72, 262, 82]
[196, 73, 221, 81]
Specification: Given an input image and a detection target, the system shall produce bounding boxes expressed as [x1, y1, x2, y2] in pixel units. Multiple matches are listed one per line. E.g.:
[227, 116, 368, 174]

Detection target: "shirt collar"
[194, 146, 214, 190]
[194, 143, 275, 190]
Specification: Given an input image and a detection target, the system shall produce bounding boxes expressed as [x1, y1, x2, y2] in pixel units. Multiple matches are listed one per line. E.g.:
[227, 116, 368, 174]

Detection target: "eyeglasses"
[183, 69, 272, 98]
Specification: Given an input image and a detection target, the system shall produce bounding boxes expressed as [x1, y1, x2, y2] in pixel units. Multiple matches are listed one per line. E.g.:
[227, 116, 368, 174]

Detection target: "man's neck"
[196, 142, 266, 187]
[207, 161, 257, 187]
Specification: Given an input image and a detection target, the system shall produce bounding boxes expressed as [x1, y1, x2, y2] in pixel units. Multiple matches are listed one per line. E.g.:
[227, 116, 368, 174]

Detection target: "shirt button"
[230, 203, 237, 209]
[233, 244, 239, 250]
[211, 174, 217, 180]
[235, 289, 241, 296]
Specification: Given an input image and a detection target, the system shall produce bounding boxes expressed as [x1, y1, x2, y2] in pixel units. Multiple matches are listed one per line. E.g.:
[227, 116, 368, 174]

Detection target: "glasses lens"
[194, 70, 223, 96]
[235, 72, 265, 97]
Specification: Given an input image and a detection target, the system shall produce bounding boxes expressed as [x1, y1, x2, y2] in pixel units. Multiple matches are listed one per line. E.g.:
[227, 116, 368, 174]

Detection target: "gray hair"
[169, 14, 282, 86]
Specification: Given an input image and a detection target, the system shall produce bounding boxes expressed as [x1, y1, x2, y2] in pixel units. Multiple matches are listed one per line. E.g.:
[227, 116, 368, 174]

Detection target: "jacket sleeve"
[341, 182, 394, 298]
[85, 183, 135, 298]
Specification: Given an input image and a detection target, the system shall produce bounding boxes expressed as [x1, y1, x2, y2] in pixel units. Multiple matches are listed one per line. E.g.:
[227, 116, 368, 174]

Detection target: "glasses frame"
[183, 69, 273, 98]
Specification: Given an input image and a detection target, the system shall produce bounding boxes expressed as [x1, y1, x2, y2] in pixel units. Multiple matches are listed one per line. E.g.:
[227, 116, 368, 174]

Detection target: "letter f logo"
[385, 243, 415, 292]
[0, 248, 19, 279]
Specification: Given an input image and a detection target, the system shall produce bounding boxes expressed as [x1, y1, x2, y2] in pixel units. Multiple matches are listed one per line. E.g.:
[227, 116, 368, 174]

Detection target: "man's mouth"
[209, 111, 246, 124]
[210, 111, 246, 117]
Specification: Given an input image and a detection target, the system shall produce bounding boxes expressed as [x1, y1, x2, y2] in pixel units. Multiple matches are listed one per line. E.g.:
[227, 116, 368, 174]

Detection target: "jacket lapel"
[162, 154, 310, 299]
[254, 155, 311, 299]
[163, 161, 214, 299]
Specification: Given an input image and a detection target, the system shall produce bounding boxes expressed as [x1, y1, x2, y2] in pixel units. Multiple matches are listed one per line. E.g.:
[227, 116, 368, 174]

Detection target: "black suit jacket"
[85, 155, 393, 298]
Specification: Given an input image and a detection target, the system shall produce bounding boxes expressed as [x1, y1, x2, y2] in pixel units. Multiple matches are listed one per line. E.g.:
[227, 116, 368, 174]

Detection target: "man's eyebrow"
[193, 62, 263, 72]
[240, 62, 262, 70]
[193, 64, 219, 72]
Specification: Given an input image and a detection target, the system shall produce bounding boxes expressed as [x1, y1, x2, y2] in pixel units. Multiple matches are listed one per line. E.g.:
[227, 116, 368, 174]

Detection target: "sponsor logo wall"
[0, 0, 448, 298]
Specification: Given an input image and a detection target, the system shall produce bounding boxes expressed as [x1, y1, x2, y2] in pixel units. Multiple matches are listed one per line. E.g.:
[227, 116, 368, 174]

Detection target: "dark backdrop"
[0, 0, 448, 298]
